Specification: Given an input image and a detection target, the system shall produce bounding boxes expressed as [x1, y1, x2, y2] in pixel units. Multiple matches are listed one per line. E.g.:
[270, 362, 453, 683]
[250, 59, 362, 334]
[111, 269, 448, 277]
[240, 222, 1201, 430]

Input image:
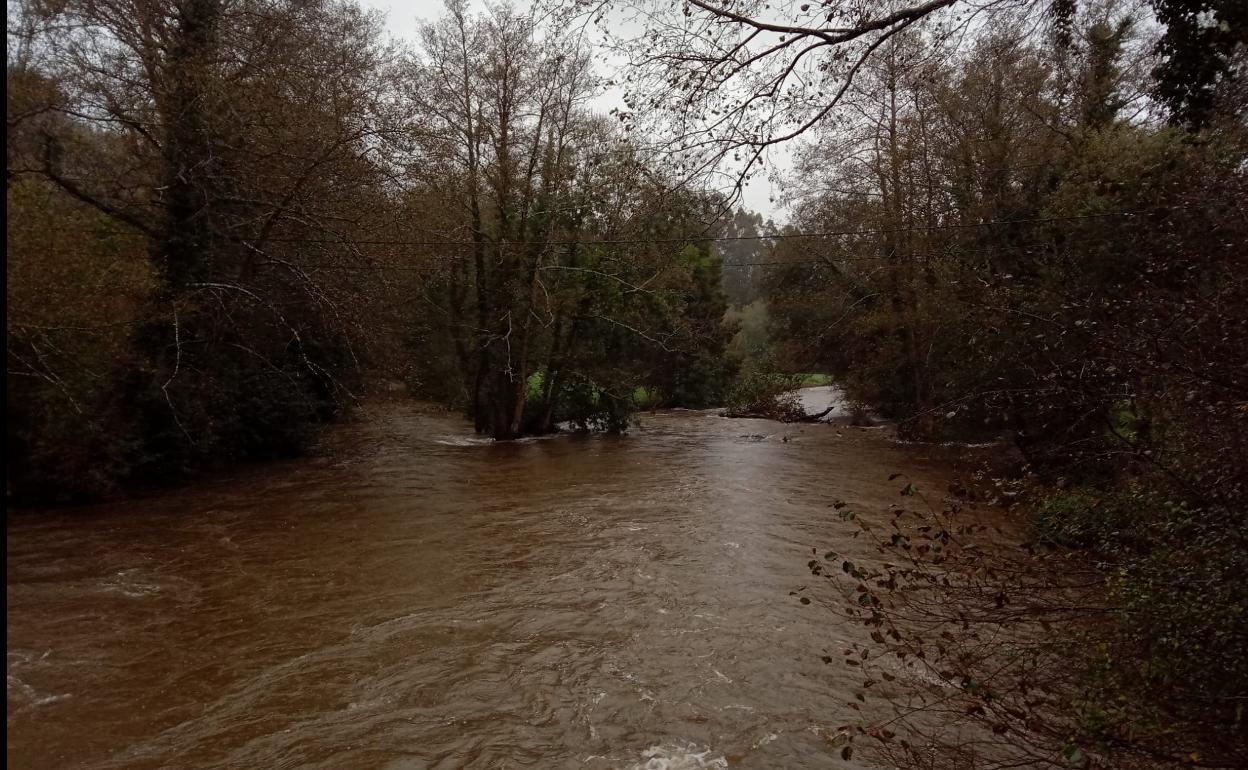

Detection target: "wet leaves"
[865, 725, 896, 743]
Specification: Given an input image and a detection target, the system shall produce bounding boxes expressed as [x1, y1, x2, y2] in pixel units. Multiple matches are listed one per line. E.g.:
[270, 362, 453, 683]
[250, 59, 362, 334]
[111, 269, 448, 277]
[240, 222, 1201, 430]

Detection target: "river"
[7, 387, 995, 769]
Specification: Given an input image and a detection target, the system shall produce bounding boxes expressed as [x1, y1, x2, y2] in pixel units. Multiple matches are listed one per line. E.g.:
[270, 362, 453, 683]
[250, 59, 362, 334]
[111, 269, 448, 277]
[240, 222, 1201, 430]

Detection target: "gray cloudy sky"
[356, 0, 788, 221]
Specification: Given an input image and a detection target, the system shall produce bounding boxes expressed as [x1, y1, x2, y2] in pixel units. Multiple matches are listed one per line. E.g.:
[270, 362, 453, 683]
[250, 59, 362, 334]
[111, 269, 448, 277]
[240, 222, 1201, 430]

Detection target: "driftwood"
[720, 402, 835, 423]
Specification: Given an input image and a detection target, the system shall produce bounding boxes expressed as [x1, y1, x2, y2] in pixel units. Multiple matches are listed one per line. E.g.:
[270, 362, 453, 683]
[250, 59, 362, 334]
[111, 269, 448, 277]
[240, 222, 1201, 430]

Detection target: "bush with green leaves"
[723, 370, 806, 420]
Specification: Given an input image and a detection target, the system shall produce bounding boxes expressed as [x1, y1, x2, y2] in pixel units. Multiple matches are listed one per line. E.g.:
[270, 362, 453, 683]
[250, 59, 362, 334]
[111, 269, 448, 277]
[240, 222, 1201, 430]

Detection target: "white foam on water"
[628, 743, 728, 770]
[31, 693, 72, 707]
[345, 694, 395, 711]
[808, 725, 852, 748]
[432, 432, 564, 446]
[751, 732, 779, 749]
[7, 674, 38, 701]
[7, 675, 71, 711]
[99, 568, 162, 598]
[891, 438, 998, 448]
[430, 435, 494, 447]
[511, 433, 563, 443]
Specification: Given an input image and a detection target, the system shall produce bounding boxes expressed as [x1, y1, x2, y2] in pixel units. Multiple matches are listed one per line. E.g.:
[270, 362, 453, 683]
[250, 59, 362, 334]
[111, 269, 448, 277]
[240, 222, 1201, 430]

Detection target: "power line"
[262, 233, 1122, 272]
[245, 207, 1164, 248]
[7, 206, 1179, 251]
[5, 206, 1176, 278]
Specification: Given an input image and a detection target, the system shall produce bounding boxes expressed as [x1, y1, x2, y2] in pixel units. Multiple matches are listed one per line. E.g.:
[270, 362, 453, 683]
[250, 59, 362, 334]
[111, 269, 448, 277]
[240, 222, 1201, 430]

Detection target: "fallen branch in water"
[720, 401, 833, 422]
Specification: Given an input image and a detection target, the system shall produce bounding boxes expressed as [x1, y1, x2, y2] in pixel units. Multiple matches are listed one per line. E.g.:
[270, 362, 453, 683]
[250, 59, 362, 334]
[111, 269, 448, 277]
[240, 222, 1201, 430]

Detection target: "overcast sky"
[356, 0, 788, 222]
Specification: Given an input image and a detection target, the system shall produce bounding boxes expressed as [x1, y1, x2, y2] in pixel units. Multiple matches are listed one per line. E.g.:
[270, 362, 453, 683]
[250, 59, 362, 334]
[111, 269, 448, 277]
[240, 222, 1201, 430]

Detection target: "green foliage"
[1029, 490, 1132, 548]
[631, 386, 663, 410]
[763, 18, 1247, 765]
[526, 372, 547, 402]
[1052, 489, 1248, 758]
[532, 374, 633, 434]
[1111, 501, 1248, 727]
[723, 370, 805, 419]
[640, 241, 737, 409]
[664, 354, 735, 409]
[1107, 401, 1140, 443]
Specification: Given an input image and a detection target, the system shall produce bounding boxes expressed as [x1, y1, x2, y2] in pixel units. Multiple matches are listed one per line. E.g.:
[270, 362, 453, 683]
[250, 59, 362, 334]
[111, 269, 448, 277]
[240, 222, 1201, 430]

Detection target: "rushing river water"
[7, 388, 994, 770]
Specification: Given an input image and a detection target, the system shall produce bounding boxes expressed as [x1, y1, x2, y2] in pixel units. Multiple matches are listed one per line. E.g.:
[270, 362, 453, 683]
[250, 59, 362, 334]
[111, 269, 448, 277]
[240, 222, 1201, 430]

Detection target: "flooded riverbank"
[7, 388, 1006, 769]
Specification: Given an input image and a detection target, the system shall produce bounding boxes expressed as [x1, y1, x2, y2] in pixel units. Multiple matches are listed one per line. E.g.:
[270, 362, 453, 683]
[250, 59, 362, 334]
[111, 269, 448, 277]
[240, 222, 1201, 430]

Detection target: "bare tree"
[583, 0, 1032, 202]
[406, 0, 601, 438]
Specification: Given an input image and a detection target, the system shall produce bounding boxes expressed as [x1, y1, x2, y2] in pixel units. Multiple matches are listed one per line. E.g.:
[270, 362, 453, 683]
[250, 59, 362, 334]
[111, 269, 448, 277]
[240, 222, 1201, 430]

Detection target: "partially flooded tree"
[405, 0, 735, 438]
[7, 0, 402, 496]
[406, 0, 603, 437]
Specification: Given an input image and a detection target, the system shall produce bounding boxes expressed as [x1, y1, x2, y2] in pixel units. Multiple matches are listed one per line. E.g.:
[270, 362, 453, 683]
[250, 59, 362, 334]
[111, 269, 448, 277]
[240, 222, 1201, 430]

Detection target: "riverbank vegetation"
[6, 0, 743, 501]
[8, 0, 402, 500]
[612, 0, 1245, 766]
[755, 13, 1248, 766]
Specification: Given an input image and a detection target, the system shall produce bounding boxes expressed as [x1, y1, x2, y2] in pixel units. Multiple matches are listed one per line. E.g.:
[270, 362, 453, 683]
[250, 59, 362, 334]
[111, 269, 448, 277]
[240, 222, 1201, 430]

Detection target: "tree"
[7, 0, 402, 496]
[593, 0, 1013, 203]
[715, 207, 770, 306]
[406, 0, 601, 437]
[405, 1, 736, 437]
[761, 9, 1248, 765]
[1150, 0, 1247, 128]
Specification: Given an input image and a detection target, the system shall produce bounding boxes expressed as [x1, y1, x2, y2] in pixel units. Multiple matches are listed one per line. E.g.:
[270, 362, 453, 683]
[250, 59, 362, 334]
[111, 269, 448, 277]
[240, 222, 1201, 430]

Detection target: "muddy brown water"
[7, 388, 1002, 769]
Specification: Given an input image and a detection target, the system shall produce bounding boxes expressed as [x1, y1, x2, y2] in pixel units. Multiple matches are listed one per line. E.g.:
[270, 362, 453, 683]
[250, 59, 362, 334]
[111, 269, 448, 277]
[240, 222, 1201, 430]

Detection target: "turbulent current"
[7, 387, 994, 769]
